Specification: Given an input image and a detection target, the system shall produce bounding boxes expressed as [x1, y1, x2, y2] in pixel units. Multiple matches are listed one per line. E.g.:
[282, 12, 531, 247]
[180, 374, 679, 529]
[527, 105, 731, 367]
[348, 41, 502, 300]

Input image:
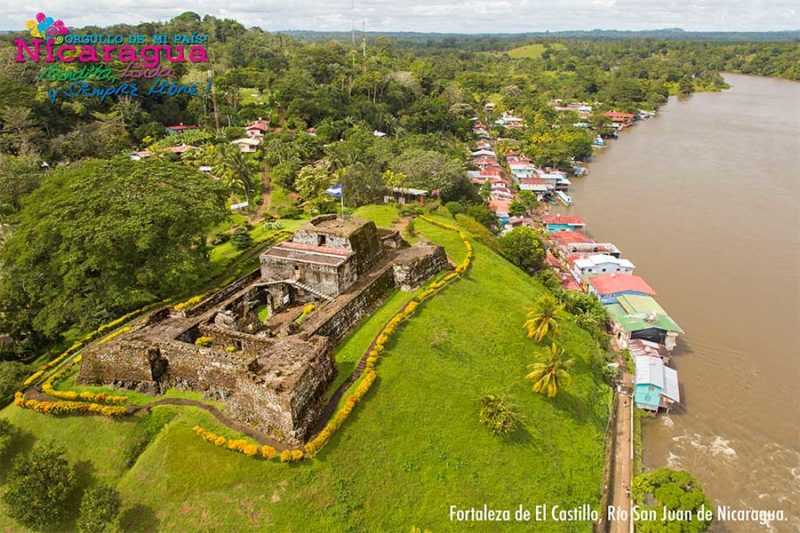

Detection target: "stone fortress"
[79, 215, 449, 446]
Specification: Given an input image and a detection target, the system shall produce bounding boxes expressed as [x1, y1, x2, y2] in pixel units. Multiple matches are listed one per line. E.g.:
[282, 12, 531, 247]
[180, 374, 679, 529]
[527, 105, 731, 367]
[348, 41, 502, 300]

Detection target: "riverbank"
[553, 73, 800, 532]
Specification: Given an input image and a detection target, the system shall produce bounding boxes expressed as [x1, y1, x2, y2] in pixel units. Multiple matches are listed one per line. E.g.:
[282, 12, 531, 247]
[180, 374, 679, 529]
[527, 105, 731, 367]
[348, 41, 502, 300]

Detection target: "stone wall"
[186, 270, 261, 317]
[80, 339, 157, 385]
[226, 336, 335, 445]
[307, 265, 397, 345]
[393, 244, 451, 292]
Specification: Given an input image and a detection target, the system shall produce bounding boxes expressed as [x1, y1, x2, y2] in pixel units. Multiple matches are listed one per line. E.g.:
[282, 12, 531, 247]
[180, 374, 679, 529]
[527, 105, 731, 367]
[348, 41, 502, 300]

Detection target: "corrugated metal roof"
[662, 367, 680, 402]
[635, 356, 664, 389]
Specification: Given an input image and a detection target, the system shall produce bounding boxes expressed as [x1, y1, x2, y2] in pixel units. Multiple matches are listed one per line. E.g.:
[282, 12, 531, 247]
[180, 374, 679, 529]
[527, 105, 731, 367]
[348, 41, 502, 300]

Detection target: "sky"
[1, 0, 799, 33]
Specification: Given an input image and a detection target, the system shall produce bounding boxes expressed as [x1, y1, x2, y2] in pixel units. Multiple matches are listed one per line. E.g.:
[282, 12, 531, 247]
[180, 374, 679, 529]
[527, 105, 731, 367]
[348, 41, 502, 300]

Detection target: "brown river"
[554, 73, 800, 532]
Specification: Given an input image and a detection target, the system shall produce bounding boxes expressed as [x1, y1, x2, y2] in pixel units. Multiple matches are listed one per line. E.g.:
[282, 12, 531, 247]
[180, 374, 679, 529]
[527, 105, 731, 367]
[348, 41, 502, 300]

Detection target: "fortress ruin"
[79, 215, 449, 446]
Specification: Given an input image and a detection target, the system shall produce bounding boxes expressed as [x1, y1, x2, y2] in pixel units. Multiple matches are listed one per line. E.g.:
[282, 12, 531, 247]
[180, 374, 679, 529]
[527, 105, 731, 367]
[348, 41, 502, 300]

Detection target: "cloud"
[1, 0, 798, 32]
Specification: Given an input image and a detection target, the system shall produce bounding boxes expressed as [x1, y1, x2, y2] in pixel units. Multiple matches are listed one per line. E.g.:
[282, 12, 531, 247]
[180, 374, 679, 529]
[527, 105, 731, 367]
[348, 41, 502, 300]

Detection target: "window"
[318, 235, 327, 246]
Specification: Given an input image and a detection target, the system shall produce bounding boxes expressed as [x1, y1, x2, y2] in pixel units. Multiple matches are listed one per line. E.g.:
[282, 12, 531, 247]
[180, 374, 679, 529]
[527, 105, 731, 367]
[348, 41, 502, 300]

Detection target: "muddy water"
[554, 73, 800, 531]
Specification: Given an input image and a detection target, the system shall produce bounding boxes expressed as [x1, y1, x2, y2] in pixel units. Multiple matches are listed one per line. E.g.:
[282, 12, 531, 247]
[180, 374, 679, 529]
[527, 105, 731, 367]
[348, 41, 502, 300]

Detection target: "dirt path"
[254, 162, 272, 221]
[609, 369, 634, 533]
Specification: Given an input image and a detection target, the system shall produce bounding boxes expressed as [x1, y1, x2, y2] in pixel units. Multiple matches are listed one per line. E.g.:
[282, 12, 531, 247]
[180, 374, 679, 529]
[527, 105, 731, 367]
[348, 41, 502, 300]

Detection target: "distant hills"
[281, 28, 800, 44]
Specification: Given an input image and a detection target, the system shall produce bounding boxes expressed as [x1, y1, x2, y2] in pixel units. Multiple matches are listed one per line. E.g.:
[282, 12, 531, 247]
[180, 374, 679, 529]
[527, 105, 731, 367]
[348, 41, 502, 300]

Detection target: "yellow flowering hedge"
[14, 392, 127, 417]
[192, 425, 302, 462]
[173, 294, 206, 312]
[96, 326, 133, 346]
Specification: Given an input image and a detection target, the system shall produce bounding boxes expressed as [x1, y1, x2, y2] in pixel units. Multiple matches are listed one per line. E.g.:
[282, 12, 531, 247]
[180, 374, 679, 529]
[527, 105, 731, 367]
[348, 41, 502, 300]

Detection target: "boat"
[592, 135, 605, 147]
[555, 191, 573, 206]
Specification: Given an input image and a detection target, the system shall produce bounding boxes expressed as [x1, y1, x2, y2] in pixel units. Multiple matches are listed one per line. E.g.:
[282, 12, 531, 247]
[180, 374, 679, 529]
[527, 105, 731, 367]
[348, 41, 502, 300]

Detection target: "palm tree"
[525, 342, 573, 398]
[523, 294, 564, 342]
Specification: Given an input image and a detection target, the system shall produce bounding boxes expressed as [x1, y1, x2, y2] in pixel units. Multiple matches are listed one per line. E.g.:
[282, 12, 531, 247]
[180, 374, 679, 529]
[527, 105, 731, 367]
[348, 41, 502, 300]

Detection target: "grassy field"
[507, 43, 565, 59]
[0, 207, 611, 532]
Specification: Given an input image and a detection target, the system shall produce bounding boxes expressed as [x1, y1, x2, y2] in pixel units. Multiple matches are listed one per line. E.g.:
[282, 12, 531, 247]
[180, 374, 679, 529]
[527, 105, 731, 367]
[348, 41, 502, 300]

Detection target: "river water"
[554, 73, 800, 531]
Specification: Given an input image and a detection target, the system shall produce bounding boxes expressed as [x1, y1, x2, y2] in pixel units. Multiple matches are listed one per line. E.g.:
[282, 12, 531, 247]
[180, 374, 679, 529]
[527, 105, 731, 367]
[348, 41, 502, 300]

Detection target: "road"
[609, 369, 634, 533]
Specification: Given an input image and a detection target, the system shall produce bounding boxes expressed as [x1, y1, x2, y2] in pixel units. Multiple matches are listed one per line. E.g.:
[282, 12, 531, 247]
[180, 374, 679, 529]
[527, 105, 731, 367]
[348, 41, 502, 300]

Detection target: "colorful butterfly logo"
[26, 12, 69, 44]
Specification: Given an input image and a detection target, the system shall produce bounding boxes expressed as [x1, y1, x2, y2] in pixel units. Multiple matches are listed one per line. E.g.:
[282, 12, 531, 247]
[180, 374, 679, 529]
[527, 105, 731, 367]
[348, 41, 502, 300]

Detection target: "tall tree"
[0, 158, 227, 344]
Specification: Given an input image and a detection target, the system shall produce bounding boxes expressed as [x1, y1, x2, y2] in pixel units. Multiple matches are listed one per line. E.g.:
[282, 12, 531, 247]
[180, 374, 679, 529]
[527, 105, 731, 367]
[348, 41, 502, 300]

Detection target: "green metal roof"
[604, 295, 683, 334]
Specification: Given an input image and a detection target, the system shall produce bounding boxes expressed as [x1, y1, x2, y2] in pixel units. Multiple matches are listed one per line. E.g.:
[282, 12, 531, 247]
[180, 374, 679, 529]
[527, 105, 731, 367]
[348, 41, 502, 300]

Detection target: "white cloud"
[1, 0, 798, 32]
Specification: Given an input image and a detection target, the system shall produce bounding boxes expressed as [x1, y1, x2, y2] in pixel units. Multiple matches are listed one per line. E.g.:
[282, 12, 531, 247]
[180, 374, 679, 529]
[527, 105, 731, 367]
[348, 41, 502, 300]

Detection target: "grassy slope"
[0, 207, 610, 532]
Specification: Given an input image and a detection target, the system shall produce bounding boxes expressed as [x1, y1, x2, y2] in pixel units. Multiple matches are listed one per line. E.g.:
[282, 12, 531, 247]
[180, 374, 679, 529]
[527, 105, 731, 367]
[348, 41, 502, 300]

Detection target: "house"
[571, 254, 634, 278]
[628, 339, 670, 363]
[488, 200, 511, 223]
[165, 123, 198, 135]
[231, 137, 261, 153]
[373, 130, 387, 138]
[542, 215, 586, 233]
[163, 144, 197, 155]
[484, 102, 495, 112]
[245, 118, 270, 138]
[129, 151, 152, 161]
[603, 111, 636, 128]
[472, 148, 496, 158]
[518, 178, 552, 199]
[384, 187, 429, 206]
[605, 294, 683, 351]
[563, 242, 622, 258]
[634, 356, 680, 412]
[588, 273, 656, 304]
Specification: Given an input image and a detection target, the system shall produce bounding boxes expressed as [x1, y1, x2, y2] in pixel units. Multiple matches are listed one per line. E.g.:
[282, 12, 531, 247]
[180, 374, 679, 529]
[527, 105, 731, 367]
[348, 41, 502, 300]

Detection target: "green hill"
[0, 207, 611, 532]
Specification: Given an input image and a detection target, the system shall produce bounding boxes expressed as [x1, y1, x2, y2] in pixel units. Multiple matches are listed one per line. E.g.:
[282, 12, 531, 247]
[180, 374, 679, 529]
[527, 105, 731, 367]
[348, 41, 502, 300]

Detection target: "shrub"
[231, 227, 254, 250]
[0, 361, 27, 401]
[2, 443, 77, 529]
[303, 303, 316, 315]
[445, 201, 465, 217]
[478, 394, 521, 437]
[0, 418, 18, 462]
[78, 483, 122, 533]
[498, 227, 546, 275]
[194, 336, 213, 347]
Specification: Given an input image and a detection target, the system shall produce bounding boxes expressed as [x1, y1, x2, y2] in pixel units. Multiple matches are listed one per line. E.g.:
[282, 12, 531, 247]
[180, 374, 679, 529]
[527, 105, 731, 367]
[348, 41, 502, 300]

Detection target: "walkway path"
[609, 368, 634, 533]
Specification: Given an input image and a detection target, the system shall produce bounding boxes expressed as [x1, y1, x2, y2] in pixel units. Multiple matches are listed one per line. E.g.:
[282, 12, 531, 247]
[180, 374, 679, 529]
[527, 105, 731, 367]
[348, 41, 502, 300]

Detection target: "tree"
[0, 106, 41, 156]
[632, 468, 713, 532]
[213, 144, 258, 204]
[0, 418, 18, 462]
[523, 293, 564, 342]
[678, 76, 695, 96]
[445, 201, 465, 217]
[0, 158, 228, 344]
[0, 361, 27, 400]
[509, 201, 527, 217]
[231, 227, 253, 250]
[390, 148, 477, 204]
[2, 443, 77, 529]
[0, 155, 41, 218]
[498, 227, 545, 275]
[525, 342, 573, 398]
[518, 190, 538, 212]
[78, 484, 122, 533]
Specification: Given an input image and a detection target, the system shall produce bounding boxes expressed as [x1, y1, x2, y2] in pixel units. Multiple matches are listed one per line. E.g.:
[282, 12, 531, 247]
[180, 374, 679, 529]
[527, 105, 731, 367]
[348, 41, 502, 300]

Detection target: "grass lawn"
[507, 43, 565, 59]
[0, 208, 611, 532]
[352, 204, 399, 228]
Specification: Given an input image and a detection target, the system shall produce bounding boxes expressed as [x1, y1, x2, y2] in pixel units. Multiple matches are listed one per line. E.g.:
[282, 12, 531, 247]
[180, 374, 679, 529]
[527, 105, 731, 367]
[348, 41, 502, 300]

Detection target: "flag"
[325, 184, 342, 198]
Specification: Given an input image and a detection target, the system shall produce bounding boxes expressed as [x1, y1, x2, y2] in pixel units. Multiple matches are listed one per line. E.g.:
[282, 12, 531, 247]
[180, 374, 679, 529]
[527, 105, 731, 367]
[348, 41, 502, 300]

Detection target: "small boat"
[592, 135, 605, 147]
[555, 191, 573, 206]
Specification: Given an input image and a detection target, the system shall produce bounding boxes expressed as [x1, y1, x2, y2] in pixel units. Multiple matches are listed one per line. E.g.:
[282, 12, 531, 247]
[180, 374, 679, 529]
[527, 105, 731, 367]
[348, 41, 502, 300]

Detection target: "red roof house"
[588, 274, 656, 304]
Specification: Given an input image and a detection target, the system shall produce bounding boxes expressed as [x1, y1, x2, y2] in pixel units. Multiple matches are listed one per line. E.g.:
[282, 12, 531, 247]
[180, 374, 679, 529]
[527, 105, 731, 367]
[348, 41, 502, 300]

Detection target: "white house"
[571, 255, 635, 278]
[231, 137, 261, 153]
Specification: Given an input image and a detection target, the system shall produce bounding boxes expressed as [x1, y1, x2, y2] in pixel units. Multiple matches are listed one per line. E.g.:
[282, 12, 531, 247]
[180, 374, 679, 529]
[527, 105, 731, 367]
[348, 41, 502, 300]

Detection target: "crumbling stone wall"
[393, 244, 450, 292]
[307, 266, 397, 345]
[226, 336, 335, 445]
